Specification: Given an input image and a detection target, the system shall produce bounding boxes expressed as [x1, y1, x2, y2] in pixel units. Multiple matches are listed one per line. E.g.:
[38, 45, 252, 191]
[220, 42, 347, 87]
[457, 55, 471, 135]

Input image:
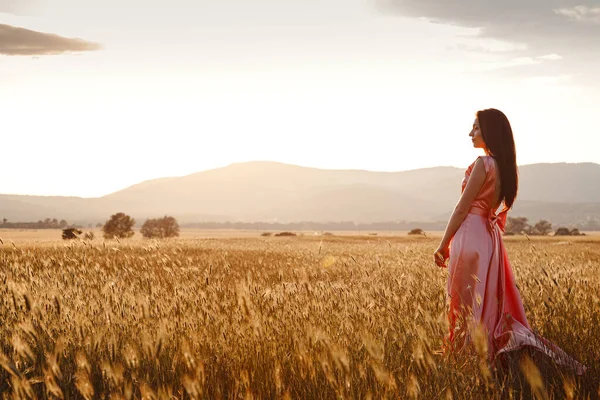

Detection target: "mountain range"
[1, 161, 600, 228]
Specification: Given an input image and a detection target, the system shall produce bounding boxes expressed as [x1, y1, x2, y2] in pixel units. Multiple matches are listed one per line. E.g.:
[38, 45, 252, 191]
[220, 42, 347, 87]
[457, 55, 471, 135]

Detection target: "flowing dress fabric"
[447, 156, 586, 375]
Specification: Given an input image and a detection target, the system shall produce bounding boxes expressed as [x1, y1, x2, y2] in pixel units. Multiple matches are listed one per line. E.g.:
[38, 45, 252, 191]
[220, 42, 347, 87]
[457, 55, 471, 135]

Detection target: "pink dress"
[447, 155, 586, 375]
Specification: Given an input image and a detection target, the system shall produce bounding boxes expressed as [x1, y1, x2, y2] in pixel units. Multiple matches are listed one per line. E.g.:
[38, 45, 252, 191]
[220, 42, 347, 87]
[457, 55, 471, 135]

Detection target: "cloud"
[537, 53, 563, 61]
[373, 0, 600, 85]
[0, 24, 102, 56]
[554, 5, 600, 23]
[464, 55, 563, 73]
[525, 74, 574, 86]
[374, 0, 600, 55]
[0, 0, 34, 15]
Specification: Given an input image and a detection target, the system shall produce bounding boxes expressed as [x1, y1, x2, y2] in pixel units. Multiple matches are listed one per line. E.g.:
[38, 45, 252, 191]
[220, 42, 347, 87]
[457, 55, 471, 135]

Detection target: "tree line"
[505, 217, 584, 236]
[0, 218, 73, 230]
[1, 214, 590, 238]
[184, 219, 590, 236]
[62, 213, 180, 240]
[182, 220, 447, 231]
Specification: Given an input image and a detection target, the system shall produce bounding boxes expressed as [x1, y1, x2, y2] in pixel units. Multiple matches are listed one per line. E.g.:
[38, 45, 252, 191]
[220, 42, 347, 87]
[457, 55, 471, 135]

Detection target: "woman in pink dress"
[433, 108, 586, 375]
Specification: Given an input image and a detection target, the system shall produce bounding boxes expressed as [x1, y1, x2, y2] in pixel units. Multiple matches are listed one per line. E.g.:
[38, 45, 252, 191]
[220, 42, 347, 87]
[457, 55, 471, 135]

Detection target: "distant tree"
[2, 218, 6, 224]
[274, 232, 297, 237]
[140, 218, 164, 239]
[59, 220, 69, 229]
[505, 217, 530, 235]
[531, 220, 552, 236]
[96, 223, 103, 228]
[408, 228, 425, 235]
[62, 228, 82, 240]
[102, 213, 136, 239]
[140, 216, 180, 239]
[554, 227, 585, 236]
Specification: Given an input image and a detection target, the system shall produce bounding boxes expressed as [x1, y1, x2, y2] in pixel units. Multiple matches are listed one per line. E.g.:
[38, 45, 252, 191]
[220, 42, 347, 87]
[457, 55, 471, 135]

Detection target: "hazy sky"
[1, 0, 599, 197]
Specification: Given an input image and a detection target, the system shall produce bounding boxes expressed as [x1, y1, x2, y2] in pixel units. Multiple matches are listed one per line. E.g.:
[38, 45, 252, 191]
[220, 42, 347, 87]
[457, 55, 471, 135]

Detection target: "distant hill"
[1, 161, 599, 228]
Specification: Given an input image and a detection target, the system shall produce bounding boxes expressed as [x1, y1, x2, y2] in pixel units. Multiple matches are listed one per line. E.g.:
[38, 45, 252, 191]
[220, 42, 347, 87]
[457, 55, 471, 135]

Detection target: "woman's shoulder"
[471, 155, 497, 174]
[463, 156, 496, 184]
[466, 156, 488, 172]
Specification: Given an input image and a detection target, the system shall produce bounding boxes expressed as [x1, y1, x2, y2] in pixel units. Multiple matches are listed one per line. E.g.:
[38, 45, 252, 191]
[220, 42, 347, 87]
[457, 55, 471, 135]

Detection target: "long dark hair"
[477, 108, 518, 210]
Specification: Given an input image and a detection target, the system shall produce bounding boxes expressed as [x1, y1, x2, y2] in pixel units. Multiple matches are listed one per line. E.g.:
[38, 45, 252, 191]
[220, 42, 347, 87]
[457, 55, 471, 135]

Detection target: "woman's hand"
[434, 244, 450, 268]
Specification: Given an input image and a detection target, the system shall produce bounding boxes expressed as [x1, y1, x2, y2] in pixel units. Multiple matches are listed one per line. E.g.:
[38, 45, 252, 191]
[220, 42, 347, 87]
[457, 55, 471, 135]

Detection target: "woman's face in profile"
[469, 117, 486, 149]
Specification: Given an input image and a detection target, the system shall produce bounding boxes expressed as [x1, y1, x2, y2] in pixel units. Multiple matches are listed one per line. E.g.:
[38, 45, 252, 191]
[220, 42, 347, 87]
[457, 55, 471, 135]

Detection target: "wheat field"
[0, 233, 598, 399]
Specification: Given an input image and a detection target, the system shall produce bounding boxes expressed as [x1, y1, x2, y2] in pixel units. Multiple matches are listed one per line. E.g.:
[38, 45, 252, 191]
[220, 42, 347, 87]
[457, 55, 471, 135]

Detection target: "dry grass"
[0, 234, 598, 399]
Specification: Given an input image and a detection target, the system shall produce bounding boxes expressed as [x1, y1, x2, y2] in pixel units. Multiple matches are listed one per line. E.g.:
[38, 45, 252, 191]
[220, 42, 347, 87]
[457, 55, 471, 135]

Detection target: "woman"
[433, 108, 585, 375]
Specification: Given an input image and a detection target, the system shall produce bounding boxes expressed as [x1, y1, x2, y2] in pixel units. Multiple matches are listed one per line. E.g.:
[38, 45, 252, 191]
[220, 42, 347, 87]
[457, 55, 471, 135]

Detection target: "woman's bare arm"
[438, 158, 487, 249]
